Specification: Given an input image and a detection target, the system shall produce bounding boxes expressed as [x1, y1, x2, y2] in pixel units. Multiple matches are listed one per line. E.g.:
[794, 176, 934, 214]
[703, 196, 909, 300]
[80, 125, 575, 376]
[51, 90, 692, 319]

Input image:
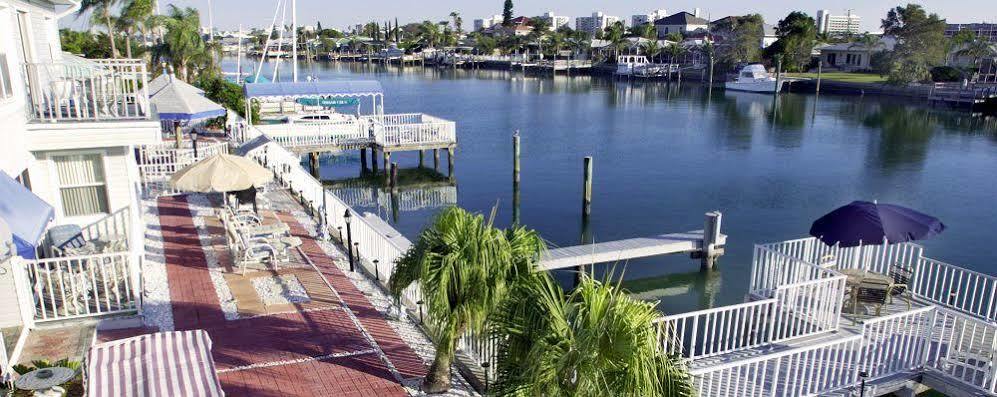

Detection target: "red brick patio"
[99, 195, 428, 396]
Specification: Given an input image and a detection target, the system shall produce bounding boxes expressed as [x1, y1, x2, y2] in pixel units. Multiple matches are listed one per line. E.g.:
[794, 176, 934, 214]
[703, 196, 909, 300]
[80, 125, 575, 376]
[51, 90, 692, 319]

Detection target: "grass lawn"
[786, 72, 887, 84]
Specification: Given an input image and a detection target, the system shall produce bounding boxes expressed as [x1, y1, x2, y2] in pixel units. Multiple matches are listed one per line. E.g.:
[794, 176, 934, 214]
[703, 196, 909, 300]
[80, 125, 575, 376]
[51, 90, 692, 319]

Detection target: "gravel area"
[252, 274, 310, 305]
[276, 190, 477, 397]
[186, 194, 239, 320]
[140, 198, 174, 331]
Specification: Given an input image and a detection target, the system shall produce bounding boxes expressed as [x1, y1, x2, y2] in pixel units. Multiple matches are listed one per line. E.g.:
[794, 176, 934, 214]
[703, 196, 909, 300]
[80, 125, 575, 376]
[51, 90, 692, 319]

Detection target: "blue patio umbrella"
[150, 77, 226, 122]
[810, 201, 946, 248]
[0, 172, 55, 259]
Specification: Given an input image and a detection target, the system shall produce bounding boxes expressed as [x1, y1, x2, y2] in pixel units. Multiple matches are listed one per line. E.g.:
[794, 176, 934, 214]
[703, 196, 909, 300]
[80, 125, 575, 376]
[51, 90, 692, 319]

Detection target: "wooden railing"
[24, 58, 150, 122]
[12, 252, 140, 322]
[689, 334, 865, 396]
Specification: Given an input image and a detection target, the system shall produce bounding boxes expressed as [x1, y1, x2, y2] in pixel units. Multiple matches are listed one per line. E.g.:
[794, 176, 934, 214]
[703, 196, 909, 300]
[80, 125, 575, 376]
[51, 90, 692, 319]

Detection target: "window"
[52, 154, 109, 216]
[0, 53, 12, 99]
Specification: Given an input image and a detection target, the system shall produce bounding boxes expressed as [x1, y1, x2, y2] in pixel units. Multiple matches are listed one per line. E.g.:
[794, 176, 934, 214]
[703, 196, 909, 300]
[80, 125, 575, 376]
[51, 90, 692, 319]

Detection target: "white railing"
[771, 274, 847, 342]
[858, 306, 935, 380]
[749, 245, 835, 295]
[757, 237, 923, 276]
[253, 113, 456, 150]
[689, 334, 865, 396]
[913, 257, 997, 322]
[51, 206, 132, 255]
[137, 141, 229, 197]
[377, 186, 458, 212]
[24, 58, 150, 122]
[366, 113, 457, 147]
[925, 308, 997, 393]
[16, 252, 139, 322]
[657, 299, 778, 360]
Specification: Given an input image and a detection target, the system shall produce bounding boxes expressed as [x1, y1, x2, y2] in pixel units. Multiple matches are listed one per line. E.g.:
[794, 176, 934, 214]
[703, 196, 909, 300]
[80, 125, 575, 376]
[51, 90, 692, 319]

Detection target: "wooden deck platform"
[537, 230, 726, 270]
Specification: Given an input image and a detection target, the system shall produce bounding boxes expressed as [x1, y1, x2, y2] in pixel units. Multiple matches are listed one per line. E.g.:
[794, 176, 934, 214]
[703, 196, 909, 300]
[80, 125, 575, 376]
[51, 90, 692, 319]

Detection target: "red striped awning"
[87, 330, 224, 397]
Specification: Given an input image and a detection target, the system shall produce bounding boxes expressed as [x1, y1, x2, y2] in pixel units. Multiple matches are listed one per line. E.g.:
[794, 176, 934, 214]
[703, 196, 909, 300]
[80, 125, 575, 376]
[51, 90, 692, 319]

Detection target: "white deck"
[538, 230, 726, 270]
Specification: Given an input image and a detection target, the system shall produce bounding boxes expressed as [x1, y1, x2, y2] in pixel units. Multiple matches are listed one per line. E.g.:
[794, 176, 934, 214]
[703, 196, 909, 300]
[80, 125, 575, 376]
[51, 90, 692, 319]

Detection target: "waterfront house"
[654, 11, 710, 38]
[816, 36, 896, 71]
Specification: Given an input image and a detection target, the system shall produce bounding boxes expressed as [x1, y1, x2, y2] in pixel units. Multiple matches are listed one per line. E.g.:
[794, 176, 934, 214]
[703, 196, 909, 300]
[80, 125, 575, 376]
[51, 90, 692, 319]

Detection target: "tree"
[664, 32, 683, 43]
[316, 20, 322, 32]
[502, 0, 514, 27]
[847, 33, 883, 70]
[490, 273, 695, 396]
[880, 4, 947, 85]
[154, 5, 207, 81]
[769, 11, 817, 72]
[631, 23, 657, 40]
[416, 20, 442, 47]
[449, 11, 463, 40]
[641, 40, 661, 62]
[389, 207, 546, 393]
[471, 32, 498, 55]
[666, 42, 685, 64]
[118, 0, 154, 59]
[604, 21, 626, 59]
[713, 14, 764, 65]
[77, 0, 120, 58]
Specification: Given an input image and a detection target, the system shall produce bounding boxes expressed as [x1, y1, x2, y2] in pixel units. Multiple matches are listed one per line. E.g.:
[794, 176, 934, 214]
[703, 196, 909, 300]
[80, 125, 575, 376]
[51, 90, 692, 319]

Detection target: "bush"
[930, 66, 964, 82]
[194, 76, 260, 123]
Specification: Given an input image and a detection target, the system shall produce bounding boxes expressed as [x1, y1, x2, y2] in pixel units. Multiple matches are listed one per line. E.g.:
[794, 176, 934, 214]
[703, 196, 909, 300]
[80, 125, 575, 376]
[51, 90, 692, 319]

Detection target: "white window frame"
[0, 5, 15, 101]
[47, 150, 111, 218]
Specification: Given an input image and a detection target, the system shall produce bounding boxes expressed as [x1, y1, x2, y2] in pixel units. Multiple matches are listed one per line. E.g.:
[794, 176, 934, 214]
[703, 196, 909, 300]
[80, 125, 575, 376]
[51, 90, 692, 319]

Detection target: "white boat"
[725, 64, 784, 93]
[615, 55, 675, 78]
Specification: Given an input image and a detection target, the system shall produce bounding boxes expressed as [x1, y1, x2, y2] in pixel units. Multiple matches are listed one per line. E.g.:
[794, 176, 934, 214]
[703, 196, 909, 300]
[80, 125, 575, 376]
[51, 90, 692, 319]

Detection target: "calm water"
[226, 59, 997, 315]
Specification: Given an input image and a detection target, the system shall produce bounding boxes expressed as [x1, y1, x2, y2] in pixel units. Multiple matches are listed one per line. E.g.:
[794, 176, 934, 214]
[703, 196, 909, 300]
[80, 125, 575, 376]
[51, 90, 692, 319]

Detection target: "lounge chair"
[888, 264, 913, 309]
[854, 278, 890, 318]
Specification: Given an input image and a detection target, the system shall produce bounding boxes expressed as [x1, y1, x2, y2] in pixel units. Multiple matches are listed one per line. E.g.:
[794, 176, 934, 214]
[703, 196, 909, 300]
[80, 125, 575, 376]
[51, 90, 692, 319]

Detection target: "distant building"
[815, 35, 895, 71]
[816, 10, 861, 35]
[473, 15, 503, 31]
[762, 24, 778, 48]
[632, 9, 668, 27]
[538, 11, 570, 30]
[575, 12, 621, 34]
[945, 23, 997, 43]
[654, 11, 709, 38]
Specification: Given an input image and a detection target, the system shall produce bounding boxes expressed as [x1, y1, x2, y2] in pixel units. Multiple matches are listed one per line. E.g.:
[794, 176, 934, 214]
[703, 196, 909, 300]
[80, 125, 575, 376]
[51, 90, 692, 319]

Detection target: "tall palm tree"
[666, 42, 685, 64]
[490, 273, 695, 396]
[78, 0, 120, 58]
[642, 40, 661, 62]
[449, 11, 463, 39]
[959, 39, 997, 69]
[417, 20, 442, 48]
[155, 5, 206, 81]
[390, 207, 546, 393]
[604, 21, 626, 59]
[120, 0, 155, 58]
[631, 23, 657, 40]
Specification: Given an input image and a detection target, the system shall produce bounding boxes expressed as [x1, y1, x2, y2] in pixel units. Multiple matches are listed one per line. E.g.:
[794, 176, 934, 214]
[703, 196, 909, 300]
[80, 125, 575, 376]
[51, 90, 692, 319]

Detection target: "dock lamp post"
[191, 129, 199, 158]
[858, 371, 868, 397]
[344, 210, 355, 272]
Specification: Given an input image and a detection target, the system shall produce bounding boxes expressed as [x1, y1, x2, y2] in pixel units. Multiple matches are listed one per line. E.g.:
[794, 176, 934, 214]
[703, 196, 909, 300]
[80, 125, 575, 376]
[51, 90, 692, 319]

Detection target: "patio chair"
[234, 230, 279, 275]
[854, 278, 890, 318]
[888, 264, 913, 309]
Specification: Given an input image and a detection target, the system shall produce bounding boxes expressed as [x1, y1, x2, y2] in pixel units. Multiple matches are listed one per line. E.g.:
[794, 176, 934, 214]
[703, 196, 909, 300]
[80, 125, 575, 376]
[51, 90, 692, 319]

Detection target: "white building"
[632, 9, 668, 27]
[474, 14, 503, 31]
[575, 12, 621, 35]
[816, 10, 861, 35]
[0, 0, 157, 354]
[654, 11, 709, 38]
[538, 11, 569, 31]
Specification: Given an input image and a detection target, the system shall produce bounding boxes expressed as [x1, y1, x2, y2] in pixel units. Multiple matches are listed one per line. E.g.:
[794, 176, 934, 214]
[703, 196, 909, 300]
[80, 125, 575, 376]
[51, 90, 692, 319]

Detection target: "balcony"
[23, 58, 160, 150]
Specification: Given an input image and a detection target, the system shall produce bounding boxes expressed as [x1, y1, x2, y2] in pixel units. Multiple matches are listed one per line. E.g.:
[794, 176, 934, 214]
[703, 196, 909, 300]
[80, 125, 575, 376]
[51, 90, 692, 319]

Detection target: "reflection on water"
[244, 58, 997, 314]
[320, 166, 456, 223]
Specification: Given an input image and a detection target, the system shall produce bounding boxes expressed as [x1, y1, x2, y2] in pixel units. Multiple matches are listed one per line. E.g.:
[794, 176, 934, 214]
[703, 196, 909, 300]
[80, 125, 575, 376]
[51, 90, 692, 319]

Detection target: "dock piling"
[390, 162, 399, 189]
[419, 150, 424, 168]
[701, 211, 723, 270]
[582, 156, 593, 218]
[309, 152, 320, 179]
[383, 152, 391, 174]
[371, 149, 379, 173]
[360, 148, 368, 172]
[513, 131, 521, 225]
[433, 149, 440, 171]
[816, 60, 823, 95]
[447, 148, 454, 179]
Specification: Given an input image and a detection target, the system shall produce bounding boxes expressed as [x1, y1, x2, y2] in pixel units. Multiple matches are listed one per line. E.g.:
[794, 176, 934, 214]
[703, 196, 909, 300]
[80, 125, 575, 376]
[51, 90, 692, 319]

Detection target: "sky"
[61, 0, 995, 33]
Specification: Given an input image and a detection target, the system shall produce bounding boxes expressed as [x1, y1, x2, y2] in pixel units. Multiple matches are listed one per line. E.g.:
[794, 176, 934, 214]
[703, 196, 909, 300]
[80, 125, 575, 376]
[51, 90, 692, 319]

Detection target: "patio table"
[839, 268, 893, 315]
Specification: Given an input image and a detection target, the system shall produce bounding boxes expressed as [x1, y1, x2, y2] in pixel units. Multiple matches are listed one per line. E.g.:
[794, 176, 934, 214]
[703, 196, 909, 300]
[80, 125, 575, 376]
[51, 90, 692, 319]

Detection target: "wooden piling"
[383, 151, 391, 174]
[309, 152, 320, 178]
[701, 211, 723, 270]
[433, 149, 440, 171]
[774, 56, 783, 96]
[419, 150, 424, 168]
[371, 149, 379, 173]
[390, 162, 399, 189]
[581, 156, 593, 218]
[447, 147, 454, 178]
[359, 148, 368, 172]
[816, 60, 823, 95]
[513, 132, 521, 225]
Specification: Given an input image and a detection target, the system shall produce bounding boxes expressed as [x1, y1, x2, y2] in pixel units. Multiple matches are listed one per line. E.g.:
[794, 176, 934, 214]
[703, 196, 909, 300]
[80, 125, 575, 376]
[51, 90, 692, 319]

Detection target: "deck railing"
[689, 334, 865, 396]
[11, 252, 140, 322]
[771, 274, 847, 341]
[24, 58, 150, 122]
[657, 299, 778, 360]
[749, 244, 836, 295]
[858, 306, 935, 380]
[367, 113, 456, 147]
[912, 257, 997, 322]
[136, 141, 229, 198]
[925, 307, 997, 393]
[51, 206, 132, 255]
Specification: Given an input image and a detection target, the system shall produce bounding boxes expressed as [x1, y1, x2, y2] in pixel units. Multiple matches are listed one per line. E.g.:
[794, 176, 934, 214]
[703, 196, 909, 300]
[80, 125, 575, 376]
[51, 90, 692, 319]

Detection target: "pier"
[538, 228, 726, 271]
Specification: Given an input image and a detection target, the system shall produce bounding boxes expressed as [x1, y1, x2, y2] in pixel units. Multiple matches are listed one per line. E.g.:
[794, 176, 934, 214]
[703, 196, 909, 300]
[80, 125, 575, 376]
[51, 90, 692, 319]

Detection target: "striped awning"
[86, 330, 224, 397]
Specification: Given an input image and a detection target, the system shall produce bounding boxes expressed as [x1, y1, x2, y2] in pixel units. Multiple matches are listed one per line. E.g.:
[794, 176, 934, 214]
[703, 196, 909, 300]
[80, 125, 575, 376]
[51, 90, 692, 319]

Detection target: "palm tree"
[121, 0, 155, 58]
[959, 39, 996, 69]
[417, 20, 442, 48]
[155, 5, 206, 81]
[631, 23, 657, 40]
[449, 11, 463, 39]
[604, 21, 626, 59]
[642, 40, 661, 62]
[78, 0, 120, 58]
[389, 207, 546, 393]
[666, 42, 685, 64]
[490, 273, 695, 396]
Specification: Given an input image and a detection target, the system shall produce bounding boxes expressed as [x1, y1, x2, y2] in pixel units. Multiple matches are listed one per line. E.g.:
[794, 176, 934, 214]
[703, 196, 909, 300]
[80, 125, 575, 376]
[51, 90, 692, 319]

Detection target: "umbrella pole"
[174, 121, 183, 148]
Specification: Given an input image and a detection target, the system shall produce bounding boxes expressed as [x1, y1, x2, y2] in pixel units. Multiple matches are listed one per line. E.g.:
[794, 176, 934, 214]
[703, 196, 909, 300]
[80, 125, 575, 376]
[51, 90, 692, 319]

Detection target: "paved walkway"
[112, 195, 429, 396]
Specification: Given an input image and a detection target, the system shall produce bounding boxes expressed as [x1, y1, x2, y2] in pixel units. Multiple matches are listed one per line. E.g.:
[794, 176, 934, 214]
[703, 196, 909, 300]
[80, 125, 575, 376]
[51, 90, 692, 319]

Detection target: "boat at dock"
[725, 64, 784, 93]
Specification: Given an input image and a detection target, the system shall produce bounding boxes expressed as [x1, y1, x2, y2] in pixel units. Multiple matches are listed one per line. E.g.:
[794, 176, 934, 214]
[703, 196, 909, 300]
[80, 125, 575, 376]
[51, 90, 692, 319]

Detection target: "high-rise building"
[575, 12, 621, 34]
[816, 10, 862, 35]
[945, 23, 997, 43]
[473, 15, 504, 31]
[632, 9, 668, 27]
[538, 11, 570, 31]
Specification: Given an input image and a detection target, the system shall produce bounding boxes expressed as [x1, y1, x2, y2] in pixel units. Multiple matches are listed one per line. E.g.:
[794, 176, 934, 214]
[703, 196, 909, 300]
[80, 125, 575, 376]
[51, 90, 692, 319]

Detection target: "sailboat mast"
[237, 24, 243, 84]
[291, 0, 298, 82]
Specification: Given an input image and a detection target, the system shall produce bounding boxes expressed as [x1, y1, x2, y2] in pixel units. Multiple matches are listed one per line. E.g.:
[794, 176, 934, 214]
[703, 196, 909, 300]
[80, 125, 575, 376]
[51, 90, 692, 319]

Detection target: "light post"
[343, 210, 355, 272]
[191, 129, 199, 158]
[859, 371, 868, 397]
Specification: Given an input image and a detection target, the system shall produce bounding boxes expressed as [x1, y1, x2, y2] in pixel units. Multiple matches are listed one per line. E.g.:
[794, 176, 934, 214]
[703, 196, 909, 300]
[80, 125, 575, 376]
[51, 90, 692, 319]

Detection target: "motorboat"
[725, 64, 784, 93]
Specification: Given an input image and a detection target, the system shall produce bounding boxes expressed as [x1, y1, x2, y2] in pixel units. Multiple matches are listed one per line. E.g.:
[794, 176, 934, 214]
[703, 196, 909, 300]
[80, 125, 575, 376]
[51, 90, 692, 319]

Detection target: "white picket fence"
[14, 253, 139, 322]
[137, 141, 229, 198]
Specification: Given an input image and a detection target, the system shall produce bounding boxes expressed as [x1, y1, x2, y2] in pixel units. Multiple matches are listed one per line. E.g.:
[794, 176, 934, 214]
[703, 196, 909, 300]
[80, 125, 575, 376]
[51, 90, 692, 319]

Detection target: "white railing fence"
[50, 206, 131, 255]
[657, 299, 778, 360]
[137, 141, 229, 198]
[858, 306, 935, 380]
[771, 275, 847, 342]
[24, 58, 150, 122]
[690, 335, 864, 397]
[749, 245, 834, 296]
[12, 253, 140, 322]
[925, 308, 997, 393]
[913, 257, 997, 322]
[757, 237, 923, 276]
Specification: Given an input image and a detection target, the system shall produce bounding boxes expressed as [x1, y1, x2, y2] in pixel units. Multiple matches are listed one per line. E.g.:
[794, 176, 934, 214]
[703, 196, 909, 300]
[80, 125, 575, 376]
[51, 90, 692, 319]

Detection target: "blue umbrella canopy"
[810, 201, 945, 248]
[0, 172, 54, 258]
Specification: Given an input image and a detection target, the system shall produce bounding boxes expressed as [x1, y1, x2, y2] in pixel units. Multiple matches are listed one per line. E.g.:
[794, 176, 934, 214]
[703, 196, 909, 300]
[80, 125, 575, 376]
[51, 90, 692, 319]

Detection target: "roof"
[151, 80, 227, 121]
[148, 73, 204, 96]
[87, 330, 224, 397]
[816, 36, 897, 52]
[0, 172, 54, 259]
[655, 12, 709, 26]
[243, 80, 384, 99]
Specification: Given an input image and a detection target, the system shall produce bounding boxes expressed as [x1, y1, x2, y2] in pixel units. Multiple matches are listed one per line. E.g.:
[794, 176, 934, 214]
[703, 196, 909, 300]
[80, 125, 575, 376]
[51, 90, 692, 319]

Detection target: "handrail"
[689, 334, 864, 374]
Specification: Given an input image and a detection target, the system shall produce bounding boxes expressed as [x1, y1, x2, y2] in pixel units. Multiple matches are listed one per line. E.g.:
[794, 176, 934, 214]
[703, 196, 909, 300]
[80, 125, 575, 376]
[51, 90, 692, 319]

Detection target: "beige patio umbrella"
[170, 154, 272, 193]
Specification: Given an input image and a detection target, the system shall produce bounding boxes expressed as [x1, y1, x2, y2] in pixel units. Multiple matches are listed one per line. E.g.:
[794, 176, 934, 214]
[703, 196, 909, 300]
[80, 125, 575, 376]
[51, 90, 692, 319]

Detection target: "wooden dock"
[538, 229, 726, 271]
